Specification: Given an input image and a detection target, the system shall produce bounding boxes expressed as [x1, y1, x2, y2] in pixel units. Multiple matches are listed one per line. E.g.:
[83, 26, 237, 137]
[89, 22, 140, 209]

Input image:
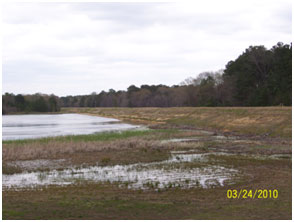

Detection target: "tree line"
[2, 93, 60, 114]
[2, 42, 291, 114]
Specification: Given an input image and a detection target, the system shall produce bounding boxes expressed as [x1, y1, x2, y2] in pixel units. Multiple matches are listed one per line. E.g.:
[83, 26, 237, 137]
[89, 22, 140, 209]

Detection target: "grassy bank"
[62, 107, 291, 138]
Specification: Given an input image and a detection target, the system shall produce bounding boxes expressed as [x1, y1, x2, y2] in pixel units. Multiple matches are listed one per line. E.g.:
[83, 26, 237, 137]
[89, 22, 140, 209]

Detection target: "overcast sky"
[2, 0, 292, 96]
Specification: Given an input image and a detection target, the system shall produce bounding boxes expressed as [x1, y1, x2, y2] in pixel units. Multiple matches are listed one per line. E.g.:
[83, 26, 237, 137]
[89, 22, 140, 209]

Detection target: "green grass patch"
[2, 129, 179, 145]
[2, 130, 149, 145]
[3, 209, 25, 219]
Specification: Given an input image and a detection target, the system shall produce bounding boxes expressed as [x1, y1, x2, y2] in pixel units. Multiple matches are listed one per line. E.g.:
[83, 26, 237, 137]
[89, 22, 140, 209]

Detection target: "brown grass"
[2, 138, 167, 161]
[62, 107, 292, 138]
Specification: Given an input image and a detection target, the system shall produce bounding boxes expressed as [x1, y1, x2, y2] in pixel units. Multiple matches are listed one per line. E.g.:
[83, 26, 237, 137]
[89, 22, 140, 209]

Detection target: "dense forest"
[2, 42, 291, 114]
[2, 94, 60, 114]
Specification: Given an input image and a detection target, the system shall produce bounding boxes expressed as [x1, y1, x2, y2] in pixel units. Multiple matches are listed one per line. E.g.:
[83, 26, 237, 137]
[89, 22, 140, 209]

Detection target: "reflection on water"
[2, 114, 140, 140]
[2, 152, 239, 190]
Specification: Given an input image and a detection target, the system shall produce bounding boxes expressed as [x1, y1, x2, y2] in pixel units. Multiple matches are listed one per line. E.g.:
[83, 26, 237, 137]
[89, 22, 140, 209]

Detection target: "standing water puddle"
[3, 152, 239, 190]
[161, 136, 238, 144]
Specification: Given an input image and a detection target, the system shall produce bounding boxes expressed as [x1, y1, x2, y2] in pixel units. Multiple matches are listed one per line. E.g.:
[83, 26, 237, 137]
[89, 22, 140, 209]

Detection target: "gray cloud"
[2, 1, 292, 96]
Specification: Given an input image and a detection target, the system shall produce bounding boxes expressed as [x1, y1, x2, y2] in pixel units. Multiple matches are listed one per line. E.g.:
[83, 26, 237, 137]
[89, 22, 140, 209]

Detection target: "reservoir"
[2, 113, 140, 141]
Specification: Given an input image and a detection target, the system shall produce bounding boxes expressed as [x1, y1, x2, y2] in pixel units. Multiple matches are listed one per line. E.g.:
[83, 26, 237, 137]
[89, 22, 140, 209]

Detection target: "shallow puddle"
[3, 152, 239, 190]
[161, 135, 238, 144]
[162, 138, 200, 143]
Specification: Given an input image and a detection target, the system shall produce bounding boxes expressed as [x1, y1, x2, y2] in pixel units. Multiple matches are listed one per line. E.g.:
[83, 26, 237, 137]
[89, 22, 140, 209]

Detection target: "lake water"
[2, 114, 140, 141]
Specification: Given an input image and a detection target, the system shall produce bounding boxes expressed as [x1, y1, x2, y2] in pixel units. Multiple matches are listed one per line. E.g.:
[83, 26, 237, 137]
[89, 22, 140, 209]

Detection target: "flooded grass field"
[3, 151, 240, 190]
[2, 108, 292, 219]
